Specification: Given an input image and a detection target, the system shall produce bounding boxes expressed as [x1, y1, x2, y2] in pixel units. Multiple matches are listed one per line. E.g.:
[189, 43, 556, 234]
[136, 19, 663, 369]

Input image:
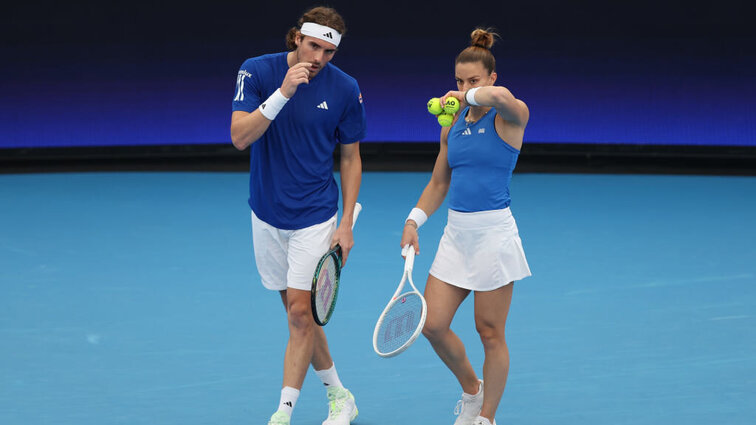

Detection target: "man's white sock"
[277, 386, 300, 416]
[314, 363, 344, 388]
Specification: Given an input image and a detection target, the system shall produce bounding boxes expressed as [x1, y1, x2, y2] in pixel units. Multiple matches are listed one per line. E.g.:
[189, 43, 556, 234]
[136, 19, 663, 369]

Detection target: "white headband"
[300, 22, 341, 47]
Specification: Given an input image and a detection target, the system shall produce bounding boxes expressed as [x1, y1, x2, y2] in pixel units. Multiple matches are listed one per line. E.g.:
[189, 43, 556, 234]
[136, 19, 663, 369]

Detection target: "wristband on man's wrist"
[259, 89, 290, 120]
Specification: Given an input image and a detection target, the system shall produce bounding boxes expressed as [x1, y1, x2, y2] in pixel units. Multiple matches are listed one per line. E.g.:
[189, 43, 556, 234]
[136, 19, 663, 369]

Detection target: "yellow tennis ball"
[427, 97, 443, 115]
[437, 113, 454, 127]
[444, 97, 460, 114]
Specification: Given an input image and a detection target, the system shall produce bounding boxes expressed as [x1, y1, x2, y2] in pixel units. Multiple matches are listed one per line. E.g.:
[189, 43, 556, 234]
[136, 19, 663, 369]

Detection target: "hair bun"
[470, 28, 496, 50]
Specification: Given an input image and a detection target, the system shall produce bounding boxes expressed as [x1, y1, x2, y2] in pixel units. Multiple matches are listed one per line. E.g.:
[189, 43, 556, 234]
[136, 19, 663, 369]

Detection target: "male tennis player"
[230, 6, 365, 425]
[400, 29, 531, 425]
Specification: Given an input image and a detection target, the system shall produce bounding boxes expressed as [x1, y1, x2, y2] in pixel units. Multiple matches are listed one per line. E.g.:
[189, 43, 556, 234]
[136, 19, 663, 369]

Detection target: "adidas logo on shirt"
[462, 128, 472, 136]
[478, 128, 485, 134]
[317, 101, 329, 110]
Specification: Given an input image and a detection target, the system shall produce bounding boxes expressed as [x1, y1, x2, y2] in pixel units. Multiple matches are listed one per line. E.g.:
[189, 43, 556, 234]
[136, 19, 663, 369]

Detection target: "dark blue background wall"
[1, 0, 754, 149]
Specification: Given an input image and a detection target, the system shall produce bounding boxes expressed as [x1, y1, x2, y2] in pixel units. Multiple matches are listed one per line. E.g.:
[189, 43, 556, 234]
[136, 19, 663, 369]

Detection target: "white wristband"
[465, 87, 481, 106]
[259, 89, 290, 120]
[406, 207, 428, 229]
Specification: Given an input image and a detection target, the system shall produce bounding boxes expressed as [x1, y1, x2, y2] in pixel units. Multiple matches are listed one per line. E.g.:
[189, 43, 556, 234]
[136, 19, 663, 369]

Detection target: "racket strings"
[314, 257, 338, 320]
[375, 293, 424, 354]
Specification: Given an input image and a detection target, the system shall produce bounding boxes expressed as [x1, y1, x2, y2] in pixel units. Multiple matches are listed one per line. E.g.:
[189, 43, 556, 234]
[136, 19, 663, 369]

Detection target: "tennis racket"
[373, 244, 428, 357]
[311, 202, 362, 326]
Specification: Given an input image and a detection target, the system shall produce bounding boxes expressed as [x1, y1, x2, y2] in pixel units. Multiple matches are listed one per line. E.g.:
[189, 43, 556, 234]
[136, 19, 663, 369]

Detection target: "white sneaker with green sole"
[267, 411, 290, 425]
[322, 386, 358, 425]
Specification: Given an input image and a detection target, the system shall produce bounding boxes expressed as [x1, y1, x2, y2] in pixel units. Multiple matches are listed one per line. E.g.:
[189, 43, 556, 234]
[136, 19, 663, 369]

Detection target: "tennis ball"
[437, 113, 454, 127]
[444, 97, 460, 114]
[427, 97, 443, 115]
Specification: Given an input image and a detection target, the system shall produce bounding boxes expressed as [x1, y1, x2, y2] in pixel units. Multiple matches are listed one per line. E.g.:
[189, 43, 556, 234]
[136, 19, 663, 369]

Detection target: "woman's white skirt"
[429, 208, 531, 291]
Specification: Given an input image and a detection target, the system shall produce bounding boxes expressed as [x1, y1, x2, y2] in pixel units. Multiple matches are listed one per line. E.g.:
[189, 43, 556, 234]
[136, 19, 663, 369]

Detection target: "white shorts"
[429, 208, 531, 291]
[251, 210, 337, 291]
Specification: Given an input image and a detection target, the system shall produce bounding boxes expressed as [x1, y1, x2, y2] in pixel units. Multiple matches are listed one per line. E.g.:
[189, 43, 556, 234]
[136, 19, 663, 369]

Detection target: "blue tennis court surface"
[1, 172, 754, 424]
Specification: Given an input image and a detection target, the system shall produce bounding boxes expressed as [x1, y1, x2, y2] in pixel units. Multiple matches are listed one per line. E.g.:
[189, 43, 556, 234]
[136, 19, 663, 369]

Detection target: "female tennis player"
[230, 6, 364, 425]
[399, 28, 531, 425]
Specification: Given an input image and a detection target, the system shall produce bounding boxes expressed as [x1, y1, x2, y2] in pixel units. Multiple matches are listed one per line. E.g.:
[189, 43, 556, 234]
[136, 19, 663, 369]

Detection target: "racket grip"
[404, 244, 415, 272]
[350, 202, 362, 230]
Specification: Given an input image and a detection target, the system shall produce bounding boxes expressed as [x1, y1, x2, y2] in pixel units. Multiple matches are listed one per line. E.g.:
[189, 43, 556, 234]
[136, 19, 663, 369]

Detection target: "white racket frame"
[372, 245, 428, 357]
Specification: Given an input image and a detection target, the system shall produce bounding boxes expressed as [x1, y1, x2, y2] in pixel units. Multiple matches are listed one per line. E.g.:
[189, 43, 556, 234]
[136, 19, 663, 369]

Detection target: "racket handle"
[350, 202, 362, 230]
[403, 244, 415, 273]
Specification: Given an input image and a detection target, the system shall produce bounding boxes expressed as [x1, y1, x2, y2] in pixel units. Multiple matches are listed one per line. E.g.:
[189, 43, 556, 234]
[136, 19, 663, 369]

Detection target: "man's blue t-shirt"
[232, 52, 366, 229]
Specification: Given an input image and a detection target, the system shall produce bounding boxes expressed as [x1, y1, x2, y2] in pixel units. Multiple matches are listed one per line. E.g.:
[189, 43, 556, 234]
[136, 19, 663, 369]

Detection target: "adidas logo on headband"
[300, 22, 341, 46]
